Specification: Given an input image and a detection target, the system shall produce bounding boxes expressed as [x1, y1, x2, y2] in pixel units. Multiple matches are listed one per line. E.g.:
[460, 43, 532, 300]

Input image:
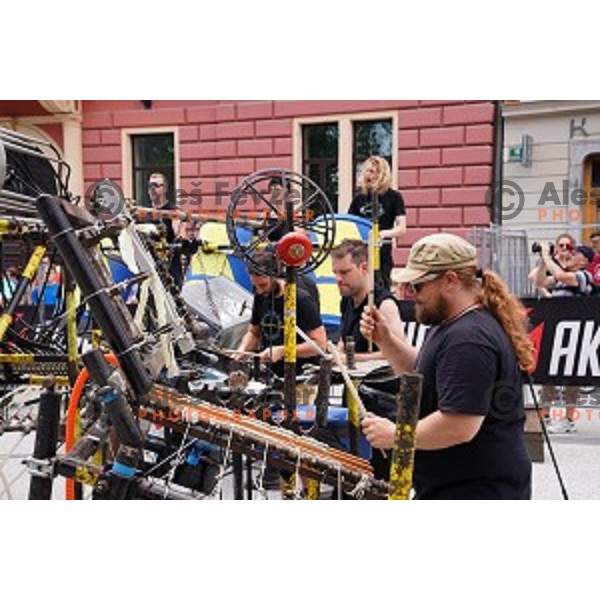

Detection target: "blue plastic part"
[107, 258, 136, 302]
[31, 283, 60, 307]
[186, 440, 218, 466]
[111, 461, 136, 478]
[101, 389, 119, 404]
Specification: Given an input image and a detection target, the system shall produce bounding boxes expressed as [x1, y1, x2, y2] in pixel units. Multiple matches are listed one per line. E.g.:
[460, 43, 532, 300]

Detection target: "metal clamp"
[24, 456, 56, 480]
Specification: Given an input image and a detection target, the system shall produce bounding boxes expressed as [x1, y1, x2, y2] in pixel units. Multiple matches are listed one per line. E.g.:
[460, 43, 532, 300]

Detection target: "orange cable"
[65, 354, 118, 499]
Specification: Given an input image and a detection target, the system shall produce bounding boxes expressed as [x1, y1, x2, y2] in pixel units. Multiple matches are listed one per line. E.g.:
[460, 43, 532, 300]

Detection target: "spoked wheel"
[226, 169, 336, 276]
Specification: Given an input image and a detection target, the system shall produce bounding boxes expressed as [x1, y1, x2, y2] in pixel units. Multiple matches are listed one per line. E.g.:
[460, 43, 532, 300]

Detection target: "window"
[353, 120, 393, 190]
[131, 133, 175, 207]
[302, 123, 339, 211]
[294, 112, 397, 213]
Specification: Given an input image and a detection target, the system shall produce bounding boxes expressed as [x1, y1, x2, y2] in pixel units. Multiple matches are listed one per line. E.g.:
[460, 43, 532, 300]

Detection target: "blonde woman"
[348, 156, 406, 288]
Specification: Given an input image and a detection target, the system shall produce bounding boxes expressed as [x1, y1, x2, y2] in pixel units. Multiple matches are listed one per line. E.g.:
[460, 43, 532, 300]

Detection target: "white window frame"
[292, 111, 398, 212]
[121, 126, 179, 203]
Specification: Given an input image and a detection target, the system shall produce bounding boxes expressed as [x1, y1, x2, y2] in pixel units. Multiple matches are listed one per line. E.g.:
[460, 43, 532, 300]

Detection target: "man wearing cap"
[360, 233, 534, 499]
[529, 242, 595, 433]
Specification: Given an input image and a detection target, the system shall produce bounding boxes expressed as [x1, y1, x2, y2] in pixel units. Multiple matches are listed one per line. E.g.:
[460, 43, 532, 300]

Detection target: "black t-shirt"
[339, 286, 396, 353]
[349, 189, 406, 286]
[298, 275, 320, 310]
[251, 285, 322, 377]
[348, 188, 406, 232]
[413, 308, 532, 500]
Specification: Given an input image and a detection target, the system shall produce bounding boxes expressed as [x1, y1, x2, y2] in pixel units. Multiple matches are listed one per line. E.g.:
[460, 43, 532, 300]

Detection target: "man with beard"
[359, 233, 534, 499]
[234, 250, 326, 378]
[332, 239, 405, 362]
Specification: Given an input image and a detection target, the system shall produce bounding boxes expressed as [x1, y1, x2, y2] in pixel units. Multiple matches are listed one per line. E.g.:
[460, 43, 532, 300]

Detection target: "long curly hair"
[457, 267, 535, 371]
[358, 156, 391, 195]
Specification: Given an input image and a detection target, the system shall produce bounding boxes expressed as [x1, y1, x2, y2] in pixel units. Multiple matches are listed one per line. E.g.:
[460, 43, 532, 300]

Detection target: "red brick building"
[0, 100, 496, 266]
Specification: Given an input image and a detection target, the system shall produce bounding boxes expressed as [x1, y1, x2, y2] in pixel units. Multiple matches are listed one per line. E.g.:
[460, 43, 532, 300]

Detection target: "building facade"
[1, 99, 497, 266]
[502, 100, 600, 243]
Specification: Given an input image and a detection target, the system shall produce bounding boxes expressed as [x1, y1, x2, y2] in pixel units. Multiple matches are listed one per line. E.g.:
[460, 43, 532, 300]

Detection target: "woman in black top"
[348, 156, 407, 288]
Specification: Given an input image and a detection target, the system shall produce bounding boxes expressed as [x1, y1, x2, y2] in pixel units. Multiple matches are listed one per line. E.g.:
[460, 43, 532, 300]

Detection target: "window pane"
[304, 123, 338, 159]
[353, 120, 392, 189]
[302, 123, 339, 211]
[131, 134, 175, 207]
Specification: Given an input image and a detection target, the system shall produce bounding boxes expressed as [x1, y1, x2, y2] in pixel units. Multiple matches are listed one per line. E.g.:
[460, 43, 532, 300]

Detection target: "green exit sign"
[508, 145, 523, 162]
[506, 135, 532, 166]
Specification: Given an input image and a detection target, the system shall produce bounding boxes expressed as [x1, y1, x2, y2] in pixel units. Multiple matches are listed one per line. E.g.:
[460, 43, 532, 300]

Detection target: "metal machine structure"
[1, 127, 422, 500]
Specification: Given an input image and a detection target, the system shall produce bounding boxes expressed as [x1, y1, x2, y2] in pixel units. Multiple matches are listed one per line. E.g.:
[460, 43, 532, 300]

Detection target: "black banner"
[399, 297, 600, 386]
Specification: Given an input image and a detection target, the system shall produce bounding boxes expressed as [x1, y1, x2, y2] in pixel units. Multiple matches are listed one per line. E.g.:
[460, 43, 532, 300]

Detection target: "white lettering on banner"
[404, 322, 430, 349]
[577, 321, 600, 376]
[550, 321, 580, 376]
[549, 321, 600, 377]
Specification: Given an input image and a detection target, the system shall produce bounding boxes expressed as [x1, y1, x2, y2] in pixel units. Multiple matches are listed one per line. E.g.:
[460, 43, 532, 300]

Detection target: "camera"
[532, 242, 554, 255]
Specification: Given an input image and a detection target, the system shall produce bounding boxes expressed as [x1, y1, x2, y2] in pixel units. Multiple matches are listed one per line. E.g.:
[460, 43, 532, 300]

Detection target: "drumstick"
[367, 229, 375, 353]
[220, 348, 261, 358]
[327, 341, 367, 419]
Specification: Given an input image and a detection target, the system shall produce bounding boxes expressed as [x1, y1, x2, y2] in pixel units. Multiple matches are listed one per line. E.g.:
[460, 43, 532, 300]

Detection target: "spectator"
[587, 229, 600, 288]
[529, 242, 595, 433]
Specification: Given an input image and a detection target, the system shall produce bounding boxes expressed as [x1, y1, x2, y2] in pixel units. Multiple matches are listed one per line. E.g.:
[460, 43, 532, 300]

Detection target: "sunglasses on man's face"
[405, 273, 443, 294]
[149, 182, 164, 189]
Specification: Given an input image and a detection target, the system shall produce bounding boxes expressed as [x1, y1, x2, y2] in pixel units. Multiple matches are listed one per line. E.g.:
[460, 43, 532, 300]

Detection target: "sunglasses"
[405, 272, 442, 294]
[558, 243, 574, 251]
[149, 182, 164, 189]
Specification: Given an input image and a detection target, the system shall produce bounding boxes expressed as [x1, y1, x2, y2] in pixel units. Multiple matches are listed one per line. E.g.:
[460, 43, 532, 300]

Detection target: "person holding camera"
[529, 240, 595, 433]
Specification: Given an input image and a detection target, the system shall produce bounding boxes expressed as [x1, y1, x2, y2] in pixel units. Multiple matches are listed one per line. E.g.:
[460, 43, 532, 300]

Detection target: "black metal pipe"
[36, 195, 152, 396]
[315, 357, 332, 429]
[83, 349, 145, 450]
[245, 455, 253, 499]
[28, 389, 62, 500]
[233, 452, 244, 500]
[492, 100, 504, 226]
[93, 445, 141, 500]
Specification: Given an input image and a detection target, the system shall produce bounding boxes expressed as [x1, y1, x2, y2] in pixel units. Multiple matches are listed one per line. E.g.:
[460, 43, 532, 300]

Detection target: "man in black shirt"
[234, 250, 326, 378]
[360, 233, 533, 499]
[332, 239, 405, 362]
[332, 239, 406, 479]
[348, 156, 407, 288]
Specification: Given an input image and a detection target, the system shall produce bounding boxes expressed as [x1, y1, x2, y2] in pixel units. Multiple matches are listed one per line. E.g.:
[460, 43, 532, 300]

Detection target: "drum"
[358, 365, 402, 422]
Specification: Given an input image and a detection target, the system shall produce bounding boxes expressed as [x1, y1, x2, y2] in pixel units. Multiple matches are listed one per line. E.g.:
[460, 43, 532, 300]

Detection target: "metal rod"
[36, 195, 153, 397]
[388, 373, 423, 500]
[0, 245, 46, 342]
[28, 388, 62, 500]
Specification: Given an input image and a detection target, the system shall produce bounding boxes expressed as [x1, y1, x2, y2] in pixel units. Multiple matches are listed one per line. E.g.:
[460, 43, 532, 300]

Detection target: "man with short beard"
[359, 233, 534, 499]
[332, 239, 405, 363]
